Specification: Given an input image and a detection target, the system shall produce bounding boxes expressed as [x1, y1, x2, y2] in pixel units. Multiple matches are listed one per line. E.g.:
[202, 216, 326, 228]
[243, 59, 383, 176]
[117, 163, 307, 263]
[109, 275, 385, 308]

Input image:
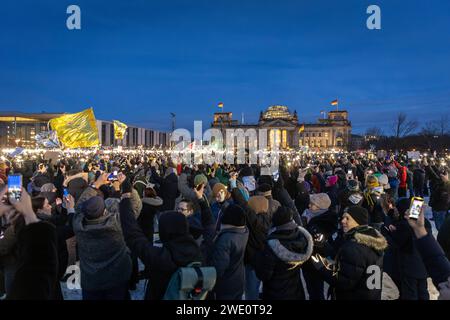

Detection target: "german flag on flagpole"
[218, 102, 224, 109]
[331, 99, 338, 106]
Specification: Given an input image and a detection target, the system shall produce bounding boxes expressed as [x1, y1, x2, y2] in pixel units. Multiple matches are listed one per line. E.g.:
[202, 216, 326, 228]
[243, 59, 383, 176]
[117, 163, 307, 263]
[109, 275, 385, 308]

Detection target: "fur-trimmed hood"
[267, 224, 314, 268]
[63, 172, 88, 187]
[142, 196, 163, 207]
[348, 226, 388, 252]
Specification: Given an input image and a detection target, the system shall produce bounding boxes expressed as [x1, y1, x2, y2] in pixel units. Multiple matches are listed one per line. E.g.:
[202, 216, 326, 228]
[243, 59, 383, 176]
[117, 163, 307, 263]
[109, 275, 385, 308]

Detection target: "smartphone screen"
[63, 188, 69, 197]
[7, 174, 22, 202]
[108, 171, 118, 181]
[347, 169, 352, 176]
[196, 183, 204, 191]
[273, 170, 279, 182]
[409, 198, 424, 220]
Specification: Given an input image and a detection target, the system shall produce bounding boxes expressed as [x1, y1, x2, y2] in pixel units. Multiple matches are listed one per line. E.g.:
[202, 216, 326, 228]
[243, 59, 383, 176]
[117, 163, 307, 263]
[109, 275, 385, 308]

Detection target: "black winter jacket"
[119, 198, 203, 300]
[254, 222, 313, 300]
[318, 225, 388, 300]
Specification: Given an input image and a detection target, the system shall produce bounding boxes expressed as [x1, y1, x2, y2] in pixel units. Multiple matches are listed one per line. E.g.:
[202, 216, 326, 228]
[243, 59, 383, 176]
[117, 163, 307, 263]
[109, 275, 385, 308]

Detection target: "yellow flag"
[49, 108, 99, 148]
[299, 124, 305, 133]
[113, 120, 127, 140]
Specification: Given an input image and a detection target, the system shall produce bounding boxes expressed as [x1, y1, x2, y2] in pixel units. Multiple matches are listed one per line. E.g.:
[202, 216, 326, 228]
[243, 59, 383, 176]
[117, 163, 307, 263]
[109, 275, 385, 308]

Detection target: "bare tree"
[392, 112, 418, 138]
[365, 126, 383, 138]
[420, 114, 449, 136]
[421, 121, 439, 136]
[437, 114, 450, 136]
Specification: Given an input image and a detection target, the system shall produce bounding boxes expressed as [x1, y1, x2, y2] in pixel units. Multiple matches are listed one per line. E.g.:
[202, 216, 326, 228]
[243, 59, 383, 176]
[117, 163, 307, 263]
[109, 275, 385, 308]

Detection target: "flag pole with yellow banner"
[113, 120, 127, 140]
[49, 108, 99, 148]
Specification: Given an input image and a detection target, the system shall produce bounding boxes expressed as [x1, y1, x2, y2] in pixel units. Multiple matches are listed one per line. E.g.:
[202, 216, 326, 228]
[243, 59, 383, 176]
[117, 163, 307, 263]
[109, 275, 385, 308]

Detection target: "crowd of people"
[0, 149, 449, 300]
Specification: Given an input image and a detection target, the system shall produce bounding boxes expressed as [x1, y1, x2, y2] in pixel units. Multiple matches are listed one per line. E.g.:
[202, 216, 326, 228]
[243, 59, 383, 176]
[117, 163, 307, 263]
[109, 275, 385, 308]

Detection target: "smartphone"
[108, 170, 118, 181]
[7, 174, 22, 203]
[409, 197, 424, 220]
[195, 183, 204, 191]
[347, 169, 352, 176]
[273, 170, 279, 182]
[63, 188, 69, 198]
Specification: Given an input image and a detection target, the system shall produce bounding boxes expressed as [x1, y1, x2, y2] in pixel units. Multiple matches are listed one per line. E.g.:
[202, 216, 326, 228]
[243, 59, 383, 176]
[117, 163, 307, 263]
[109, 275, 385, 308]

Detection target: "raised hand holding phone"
[406, 202, 427, 239]
[408, 197, 424, 220]
[194, 183, 205, 200]
[63, 194, 75, 211]
[10, 188, 39, 225]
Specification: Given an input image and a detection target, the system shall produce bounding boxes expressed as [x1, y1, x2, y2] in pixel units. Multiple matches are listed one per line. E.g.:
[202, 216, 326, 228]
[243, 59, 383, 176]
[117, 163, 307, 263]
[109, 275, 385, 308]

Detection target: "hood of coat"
[130, 188, 143, 217]
[267, 223, 314, 267]
[142, 196, 163, 207]
[164, 236, 203, 267]
[346, 226, 388, 252]
[64, 172, 88, 187]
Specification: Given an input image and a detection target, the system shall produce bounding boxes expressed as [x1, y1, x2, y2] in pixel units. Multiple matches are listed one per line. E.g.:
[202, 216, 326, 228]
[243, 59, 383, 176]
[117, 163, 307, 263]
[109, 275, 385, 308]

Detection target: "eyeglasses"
[177, 207, 189, 213]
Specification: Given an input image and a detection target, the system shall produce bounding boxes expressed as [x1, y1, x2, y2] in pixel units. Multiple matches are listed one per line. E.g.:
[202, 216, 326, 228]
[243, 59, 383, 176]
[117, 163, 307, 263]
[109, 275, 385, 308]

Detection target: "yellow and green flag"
[49, 108, 99, 148]
[113, 120, 127, 140]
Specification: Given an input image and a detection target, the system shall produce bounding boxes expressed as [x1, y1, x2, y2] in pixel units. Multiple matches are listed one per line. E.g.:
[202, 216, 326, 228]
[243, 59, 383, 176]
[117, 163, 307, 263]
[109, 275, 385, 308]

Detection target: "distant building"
[211, 105, 351, 150]
[0, 111, 170, 148]
[0, 112, 63, 148]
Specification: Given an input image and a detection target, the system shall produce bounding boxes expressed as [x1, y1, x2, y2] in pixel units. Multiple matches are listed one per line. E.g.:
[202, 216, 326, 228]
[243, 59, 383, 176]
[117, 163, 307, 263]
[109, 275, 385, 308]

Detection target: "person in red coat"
[394, 160, 408, 198]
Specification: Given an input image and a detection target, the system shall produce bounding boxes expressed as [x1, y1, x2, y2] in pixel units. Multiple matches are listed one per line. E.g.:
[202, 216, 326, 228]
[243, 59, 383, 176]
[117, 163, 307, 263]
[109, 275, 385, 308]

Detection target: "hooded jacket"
[72, 198, 132, 291]
[137, 196, 163, 242]
[254, 222, 313, 300]
[119, 200, 203, 300]
[231, 188, 272, 266]
[160, 170, 179, 211]
[208, 226, 249, 300]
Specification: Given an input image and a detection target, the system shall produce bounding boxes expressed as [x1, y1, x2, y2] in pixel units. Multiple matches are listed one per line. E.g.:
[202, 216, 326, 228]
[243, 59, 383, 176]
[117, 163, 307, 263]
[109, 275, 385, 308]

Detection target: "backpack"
[163, 262, 216, 300]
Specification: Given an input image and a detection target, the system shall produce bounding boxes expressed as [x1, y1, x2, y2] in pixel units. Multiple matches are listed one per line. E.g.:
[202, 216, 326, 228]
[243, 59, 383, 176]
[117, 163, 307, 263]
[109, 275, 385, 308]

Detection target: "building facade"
[211, 105, 351, 150]
[0, 112, 170, 148]
[0, 112, 63, 148]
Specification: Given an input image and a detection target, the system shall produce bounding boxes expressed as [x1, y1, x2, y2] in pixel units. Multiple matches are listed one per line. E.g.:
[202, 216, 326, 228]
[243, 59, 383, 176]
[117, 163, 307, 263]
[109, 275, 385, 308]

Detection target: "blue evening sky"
[1, 0, 449, 134]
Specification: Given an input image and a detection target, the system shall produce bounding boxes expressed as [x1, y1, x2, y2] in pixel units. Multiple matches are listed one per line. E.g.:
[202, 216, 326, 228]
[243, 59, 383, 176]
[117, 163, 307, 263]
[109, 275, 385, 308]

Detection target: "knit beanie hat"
[326, 175, 338, 187]
[212, 183, 228, 197]
[81, 196, 105, 220]
[221, 204, 246, 227]
[272, 206, 294, 227]
[40, 183, 56, 193]
[347, 179, 359, 192]
[257, 175, 274, 188]
[388, 167, 398, 178]
[240, 166, 254, 177]
[309, 193, 331, 210]
[257, 183, 272, 197]
[194, 174, 208, 187]
[366, 175, 379, 189]
[344, 206, 368, 226]
[377, 174, 390, 190]
[248, 196, 269, 214]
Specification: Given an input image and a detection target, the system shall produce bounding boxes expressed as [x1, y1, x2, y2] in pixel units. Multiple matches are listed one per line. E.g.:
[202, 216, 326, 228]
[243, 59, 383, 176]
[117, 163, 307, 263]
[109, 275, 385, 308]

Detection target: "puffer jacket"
[318, 225, 388, 300]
